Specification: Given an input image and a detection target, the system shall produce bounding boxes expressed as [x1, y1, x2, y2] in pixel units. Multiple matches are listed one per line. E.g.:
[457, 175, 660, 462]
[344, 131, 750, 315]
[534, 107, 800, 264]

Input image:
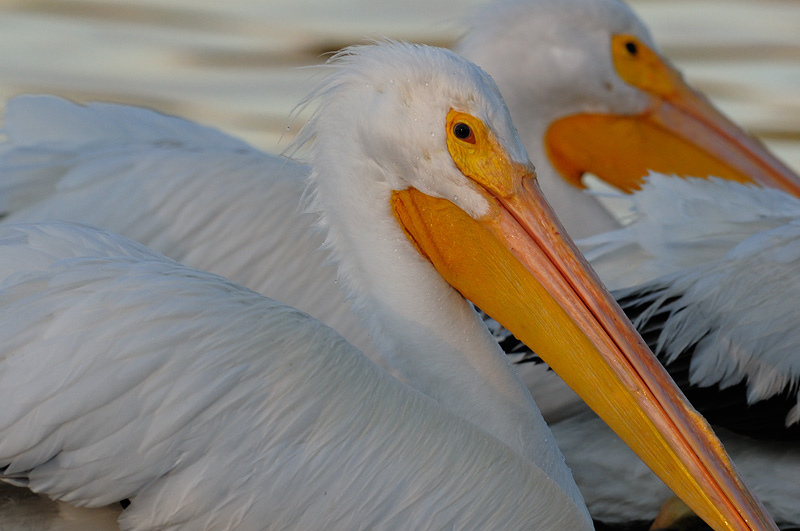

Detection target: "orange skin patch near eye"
[446, 109, 522, 200]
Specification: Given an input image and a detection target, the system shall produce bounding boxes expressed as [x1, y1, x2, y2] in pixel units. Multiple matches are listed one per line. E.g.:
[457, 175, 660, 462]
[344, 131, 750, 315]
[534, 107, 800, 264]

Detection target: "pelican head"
[459, 0, 800, 224]
[299, 41, 528, 220]
[293, 42, 776, 531]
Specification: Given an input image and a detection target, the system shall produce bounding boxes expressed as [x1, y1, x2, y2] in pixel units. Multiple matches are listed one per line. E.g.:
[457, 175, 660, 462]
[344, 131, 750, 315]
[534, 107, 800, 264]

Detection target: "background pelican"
[0, 42, 775, 530]
[457, 0, 800, 239]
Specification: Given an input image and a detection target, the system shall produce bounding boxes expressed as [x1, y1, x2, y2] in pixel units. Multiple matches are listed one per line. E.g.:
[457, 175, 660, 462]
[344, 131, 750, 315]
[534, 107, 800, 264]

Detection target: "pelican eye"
[453, 122, 475, 143]
[624, 40, 638, 56]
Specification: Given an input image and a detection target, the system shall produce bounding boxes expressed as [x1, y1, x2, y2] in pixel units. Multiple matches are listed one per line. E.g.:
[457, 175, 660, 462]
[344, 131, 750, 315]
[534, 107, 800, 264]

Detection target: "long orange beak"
[545, 34, 800, 198]
[391, 109, 778, 531]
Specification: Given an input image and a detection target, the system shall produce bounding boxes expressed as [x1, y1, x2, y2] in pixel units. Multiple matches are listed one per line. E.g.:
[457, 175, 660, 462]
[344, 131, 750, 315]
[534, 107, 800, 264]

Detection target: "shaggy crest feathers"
[290, 40, 515, 151]
[289, 40, 530, 338]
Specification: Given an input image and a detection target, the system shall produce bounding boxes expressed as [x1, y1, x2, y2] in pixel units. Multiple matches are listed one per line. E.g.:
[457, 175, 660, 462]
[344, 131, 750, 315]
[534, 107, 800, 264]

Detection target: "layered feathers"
[585, 176, 800, 430]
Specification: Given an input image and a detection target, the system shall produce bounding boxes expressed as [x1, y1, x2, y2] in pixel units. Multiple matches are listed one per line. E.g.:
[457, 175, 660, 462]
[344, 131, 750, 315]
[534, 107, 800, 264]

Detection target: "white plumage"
[0, 42, 600, 530]
[553, 410, 800, 526]
[0, 40, 778, 531]
[0, 222, 583, 530]
[0, 95, 376, 361]
[0, 1, 794, 528]
[585, 175, 800, 289]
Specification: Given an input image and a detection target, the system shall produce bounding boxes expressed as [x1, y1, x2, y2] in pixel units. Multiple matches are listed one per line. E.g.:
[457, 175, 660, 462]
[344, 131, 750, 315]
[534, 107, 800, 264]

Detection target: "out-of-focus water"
[0, 0, 798, 170]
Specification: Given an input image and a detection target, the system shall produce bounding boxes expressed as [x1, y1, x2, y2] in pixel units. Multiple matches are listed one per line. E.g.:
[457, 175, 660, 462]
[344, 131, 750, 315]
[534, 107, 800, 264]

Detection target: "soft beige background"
[0, 0, 798, 171]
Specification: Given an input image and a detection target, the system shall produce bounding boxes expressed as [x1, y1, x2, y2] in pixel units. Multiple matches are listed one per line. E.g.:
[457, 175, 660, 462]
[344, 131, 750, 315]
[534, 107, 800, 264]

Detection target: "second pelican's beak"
[544, 34, 800, 198]
[391, 109, 777, 531]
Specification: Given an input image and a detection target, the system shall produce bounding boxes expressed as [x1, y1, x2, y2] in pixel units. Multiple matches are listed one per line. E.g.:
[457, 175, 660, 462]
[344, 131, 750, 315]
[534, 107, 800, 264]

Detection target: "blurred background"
[0, 0, 798, 171]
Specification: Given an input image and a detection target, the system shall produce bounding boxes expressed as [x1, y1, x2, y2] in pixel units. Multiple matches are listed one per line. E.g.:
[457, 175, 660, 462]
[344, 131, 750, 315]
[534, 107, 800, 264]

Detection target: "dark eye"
[453, 122, 475, 143]
[624, 40, 638, 56]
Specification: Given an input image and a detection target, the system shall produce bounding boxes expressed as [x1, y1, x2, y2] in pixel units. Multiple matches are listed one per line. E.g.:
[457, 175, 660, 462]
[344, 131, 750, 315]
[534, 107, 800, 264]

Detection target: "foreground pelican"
[0, 1, 797, 527]
[0, 43, 778, 531]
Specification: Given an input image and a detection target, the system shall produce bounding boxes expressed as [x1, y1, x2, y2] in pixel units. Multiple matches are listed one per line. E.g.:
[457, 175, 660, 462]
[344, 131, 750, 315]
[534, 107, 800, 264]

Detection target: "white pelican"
[0, 42, 776, 530]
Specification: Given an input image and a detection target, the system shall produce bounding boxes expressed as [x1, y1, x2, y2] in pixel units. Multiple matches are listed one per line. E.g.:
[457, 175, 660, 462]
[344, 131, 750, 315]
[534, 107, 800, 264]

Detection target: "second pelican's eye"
[625, 40, 638, 56]
[453, 122, 475, 143]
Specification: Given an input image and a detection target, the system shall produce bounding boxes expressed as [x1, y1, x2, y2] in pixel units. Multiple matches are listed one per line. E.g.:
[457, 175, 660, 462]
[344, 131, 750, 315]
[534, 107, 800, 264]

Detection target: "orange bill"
[544, 34, 800, 198]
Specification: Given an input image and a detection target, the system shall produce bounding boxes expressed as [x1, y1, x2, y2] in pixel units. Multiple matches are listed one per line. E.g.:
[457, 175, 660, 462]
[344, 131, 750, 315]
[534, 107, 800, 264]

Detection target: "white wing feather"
[0, 222, 590, 531]
[0, 95, 252, 213]
[0, 95, 375, 360]
[581, 174, 800, 290]
[583, 175, 800, 418]
[619, 219, 800, 413]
